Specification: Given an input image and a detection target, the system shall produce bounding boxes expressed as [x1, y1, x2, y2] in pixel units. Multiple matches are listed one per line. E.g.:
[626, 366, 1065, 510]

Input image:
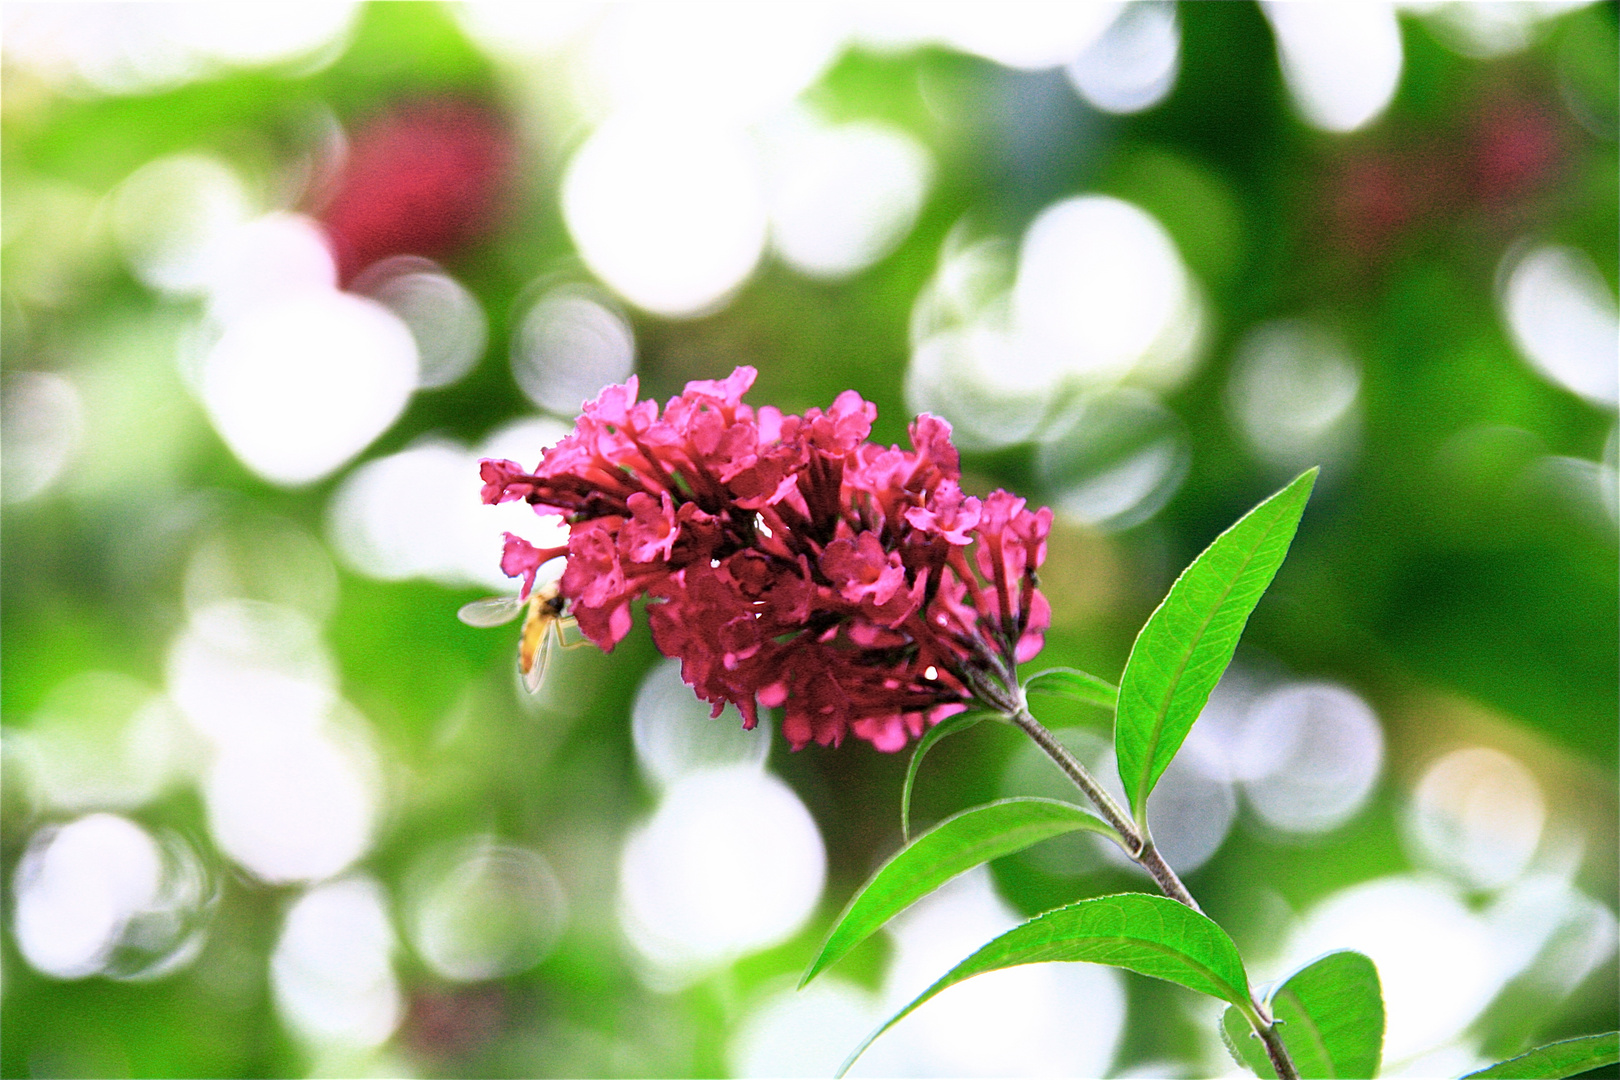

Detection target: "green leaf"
[801, 798, 1119, 990]
[1272, 951, 1383, 1079]
[1023, 667, 1119, 714]
[900, 710, 988, 842]
[1223, 1006, 1274, 1077]
[1462, 1032, 1620, 1079]
[1115, 468, 1317, 825]
[839, 892, 1253, 1076]
[1221, 951, 1384, 1079]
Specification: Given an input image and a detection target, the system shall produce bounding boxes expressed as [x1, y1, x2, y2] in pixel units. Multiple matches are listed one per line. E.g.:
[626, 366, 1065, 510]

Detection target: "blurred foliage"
[2, 3, 1616, 1078]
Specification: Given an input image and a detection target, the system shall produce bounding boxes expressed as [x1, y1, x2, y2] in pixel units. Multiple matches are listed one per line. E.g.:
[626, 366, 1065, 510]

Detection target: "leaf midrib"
[954, 918, 1248, 1009]
[1047, 931, 1248, 1005]
[808, 800, 1111, 985]
[874, 819, 1091, 898]
[1131, 508, 1283, 813]
[1274, 987, 1336, 1077]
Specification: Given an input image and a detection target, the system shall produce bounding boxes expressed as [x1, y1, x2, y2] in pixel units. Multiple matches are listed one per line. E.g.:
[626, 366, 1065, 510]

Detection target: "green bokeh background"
[3, 3, 1616, 1077]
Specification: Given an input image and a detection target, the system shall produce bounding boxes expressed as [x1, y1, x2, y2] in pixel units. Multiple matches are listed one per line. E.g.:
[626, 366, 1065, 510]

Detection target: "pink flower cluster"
[480, 367, 1051, 752]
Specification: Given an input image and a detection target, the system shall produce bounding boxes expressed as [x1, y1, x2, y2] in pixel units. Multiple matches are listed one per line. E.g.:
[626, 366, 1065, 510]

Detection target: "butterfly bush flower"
[479, 367, 1051, 752]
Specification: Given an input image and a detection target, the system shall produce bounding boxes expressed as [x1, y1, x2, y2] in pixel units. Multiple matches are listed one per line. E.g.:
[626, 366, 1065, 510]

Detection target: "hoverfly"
[457, 577, 578, 693]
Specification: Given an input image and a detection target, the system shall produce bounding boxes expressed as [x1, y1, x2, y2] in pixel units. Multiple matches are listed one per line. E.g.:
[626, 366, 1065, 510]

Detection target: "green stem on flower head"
[1006, 701, 1299, 1080]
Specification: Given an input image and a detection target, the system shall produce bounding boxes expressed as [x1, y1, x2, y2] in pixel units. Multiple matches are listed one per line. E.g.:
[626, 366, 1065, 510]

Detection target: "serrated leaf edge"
[1461, 1031, 1620, 1080]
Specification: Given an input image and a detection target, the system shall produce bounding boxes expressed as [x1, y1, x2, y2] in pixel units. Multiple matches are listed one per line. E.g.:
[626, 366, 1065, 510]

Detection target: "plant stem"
[1005, 704, 1207, 903]
[1009, 701, 1299, 1080]
[1005, 705, 1140, 852]
[1134, 836, 1202, 913]
[1259, 1019, 1301, 1080]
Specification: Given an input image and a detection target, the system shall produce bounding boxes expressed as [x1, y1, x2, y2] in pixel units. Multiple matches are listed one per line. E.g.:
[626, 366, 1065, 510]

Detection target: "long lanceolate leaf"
[1462, 1032, 1620, 1079]
[801, 798, 1121, 990]
[1222, 951, 1384, 1079]
[1115, 468, 1317, 826]
[839, 892, 1254, 1077]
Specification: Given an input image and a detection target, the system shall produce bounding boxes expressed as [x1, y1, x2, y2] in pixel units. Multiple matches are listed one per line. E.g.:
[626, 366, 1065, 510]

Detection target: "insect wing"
[457, 596, 525, 628]
[521, 630, 552, 694]
[518, 602, 556, 694]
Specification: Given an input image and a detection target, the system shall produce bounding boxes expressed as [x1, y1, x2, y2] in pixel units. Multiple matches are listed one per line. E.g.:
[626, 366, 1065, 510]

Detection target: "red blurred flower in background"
[319, 99, 516, 285]
[479, 368, 1053, 752]
[1325, 82, 1569, 265]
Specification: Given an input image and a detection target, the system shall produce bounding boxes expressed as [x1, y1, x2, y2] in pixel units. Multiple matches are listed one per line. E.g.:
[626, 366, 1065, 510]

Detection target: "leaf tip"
[836, 1030, 881, 1079]
[799, 942, 838, 991]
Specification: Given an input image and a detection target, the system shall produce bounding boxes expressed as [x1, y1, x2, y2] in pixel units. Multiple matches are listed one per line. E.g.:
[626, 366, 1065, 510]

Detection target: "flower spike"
[478, 368, 1053, 751]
